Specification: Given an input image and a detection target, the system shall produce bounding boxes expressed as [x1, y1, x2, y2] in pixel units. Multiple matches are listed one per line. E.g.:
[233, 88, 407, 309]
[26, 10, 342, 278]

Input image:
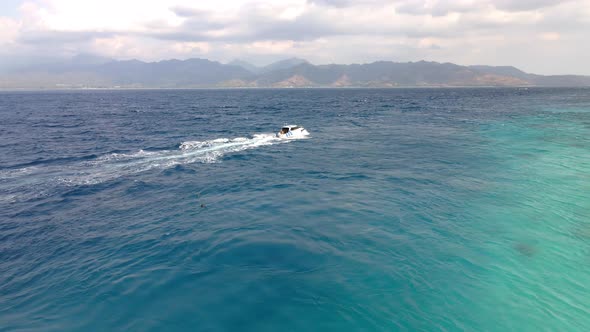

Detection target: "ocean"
[1, 88, 589, 331]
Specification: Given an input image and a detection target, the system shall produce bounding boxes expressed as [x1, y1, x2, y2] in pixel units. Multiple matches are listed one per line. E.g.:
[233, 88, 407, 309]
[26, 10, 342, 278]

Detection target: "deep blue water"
[1, 88, 589, 331]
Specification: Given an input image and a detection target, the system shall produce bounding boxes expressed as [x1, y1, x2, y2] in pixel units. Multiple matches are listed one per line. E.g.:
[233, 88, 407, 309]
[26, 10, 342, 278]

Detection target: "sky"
[0, 0, 589, 75]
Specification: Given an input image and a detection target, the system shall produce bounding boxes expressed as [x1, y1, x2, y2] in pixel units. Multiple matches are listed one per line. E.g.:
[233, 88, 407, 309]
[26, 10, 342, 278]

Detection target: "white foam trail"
[0, 133, 297, 203]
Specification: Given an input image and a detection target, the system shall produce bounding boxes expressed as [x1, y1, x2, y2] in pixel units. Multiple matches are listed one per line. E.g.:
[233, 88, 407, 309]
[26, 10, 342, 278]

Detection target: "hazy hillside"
[1, 56, 590, 89]
[227, 58, 309, 75]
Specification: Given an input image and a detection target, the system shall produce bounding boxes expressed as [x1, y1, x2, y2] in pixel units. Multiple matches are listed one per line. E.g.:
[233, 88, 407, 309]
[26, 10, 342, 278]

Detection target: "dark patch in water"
[514, 242, 537, 257]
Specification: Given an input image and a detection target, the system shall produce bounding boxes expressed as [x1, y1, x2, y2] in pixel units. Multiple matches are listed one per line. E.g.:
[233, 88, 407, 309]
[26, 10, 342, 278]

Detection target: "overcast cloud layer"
[0, 0, 589, 75]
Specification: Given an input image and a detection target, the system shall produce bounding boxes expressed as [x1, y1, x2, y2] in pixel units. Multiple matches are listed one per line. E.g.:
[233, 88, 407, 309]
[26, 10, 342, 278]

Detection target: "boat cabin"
[280, 125, 300, 134]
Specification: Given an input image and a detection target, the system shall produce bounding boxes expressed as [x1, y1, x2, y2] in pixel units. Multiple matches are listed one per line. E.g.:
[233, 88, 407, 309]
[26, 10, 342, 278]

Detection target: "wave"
[0, 133, 290, 203]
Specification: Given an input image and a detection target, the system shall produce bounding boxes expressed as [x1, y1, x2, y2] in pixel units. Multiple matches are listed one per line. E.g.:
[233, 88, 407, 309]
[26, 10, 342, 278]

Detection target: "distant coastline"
[3, 86, 589, 92]
[1, 56, 590, 89]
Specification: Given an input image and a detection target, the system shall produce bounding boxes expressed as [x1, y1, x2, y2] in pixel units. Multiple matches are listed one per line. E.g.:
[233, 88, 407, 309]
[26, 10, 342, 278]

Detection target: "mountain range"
[1, 54, 589, 88]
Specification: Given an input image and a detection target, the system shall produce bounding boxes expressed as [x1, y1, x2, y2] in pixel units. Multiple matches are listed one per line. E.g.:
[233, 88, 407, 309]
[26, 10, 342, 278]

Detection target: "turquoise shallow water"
[0, 88, 589, 331]
[465, 112, 590, 330]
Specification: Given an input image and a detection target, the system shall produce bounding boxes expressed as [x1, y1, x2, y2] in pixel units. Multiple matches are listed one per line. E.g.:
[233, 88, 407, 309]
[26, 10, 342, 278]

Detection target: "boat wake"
[0, 133, 288, 203]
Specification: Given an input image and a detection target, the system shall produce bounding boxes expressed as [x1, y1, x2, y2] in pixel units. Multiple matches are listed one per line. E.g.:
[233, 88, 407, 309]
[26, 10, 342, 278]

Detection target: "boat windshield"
[281, 127, 290, 134]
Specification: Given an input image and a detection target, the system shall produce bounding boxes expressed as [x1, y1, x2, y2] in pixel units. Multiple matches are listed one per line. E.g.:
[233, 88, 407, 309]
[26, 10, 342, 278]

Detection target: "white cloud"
[0, 0, 589, 74]
[0, 16, 19, 46]
[539, 32, 560, 41]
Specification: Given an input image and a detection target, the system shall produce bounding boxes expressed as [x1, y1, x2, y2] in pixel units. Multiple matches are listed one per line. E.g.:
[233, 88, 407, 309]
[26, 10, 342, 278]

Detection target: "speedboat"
[276, 125, 310, 139]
